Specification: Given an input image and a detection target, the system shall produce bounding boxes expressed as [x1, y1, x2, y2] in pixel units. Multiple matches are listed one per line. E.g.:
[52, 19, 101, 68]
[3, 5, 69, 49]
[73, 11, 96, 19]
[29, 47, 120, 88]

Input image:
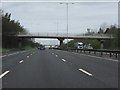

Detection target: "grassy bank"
[22, 46, 34, 50]
[1, 46, 34, 55]
[0, 48, 12, 54]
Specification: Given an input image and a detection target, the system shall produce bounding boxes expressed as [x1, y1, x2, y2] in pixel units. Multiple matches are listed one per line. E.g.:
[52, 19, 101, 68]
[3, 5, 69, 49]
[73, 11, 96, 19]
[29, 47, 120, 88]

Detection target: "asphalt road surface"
[1, 49, 118, 88]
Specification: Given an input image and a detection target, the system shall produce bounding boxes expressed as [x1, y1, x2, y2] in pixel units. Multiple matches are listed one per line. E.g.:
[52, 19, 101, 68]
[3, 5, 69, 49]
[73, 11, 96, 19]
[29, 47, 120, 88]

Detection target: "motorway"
[1, 49, 118, 88]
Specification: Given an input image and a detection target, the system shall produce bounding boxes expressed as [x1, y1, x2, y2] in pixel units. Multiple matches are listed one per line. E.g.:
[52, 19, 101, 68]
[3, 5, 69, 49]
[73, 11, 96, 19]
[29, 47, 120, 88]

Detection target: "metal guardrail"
[56, 48, 120, 59]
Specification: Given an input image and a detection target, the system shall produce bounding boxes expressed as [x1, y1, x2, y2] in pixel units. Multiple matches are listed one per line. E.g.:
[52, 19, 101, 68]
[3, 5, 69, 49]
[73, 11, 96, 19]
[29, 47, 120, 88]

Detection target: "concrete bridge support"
[99, 40, 104, 49]
[57, 38, 64, 48]
[18, 38, 23, 49]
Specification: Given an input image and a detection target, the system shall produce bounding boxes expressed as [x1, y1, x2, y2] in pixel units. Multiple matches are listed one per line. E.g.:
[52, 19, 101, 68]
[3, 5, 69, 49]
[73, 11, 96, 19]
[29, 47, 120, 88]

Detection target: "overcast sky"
[1, 0, 119, 45]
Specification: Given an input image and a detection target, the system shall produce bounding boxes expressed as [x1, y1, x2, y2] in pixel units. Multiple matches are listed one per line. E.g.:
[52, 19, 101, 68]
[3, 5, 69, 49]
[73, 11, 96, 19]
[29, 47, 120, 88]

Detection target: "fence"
[56, 48, 120, 59]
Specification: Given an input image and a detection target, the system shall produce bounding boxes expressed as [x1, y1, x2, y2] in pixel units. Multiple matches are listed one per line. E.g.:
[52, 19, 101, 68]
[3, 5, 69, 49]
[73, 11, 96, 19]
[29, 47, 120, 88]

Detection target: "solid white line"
[72, 52, 119, 62]
[7, 53, 17, 56]
[1, 55, 7, 58]
[79, 69, 93, 76]
[1, 51, 27, 58]
[16, 52, 19, 54]
[19, 60, 23, 63]
[0, 71, 10, 79]
[62, 59, 66, 62]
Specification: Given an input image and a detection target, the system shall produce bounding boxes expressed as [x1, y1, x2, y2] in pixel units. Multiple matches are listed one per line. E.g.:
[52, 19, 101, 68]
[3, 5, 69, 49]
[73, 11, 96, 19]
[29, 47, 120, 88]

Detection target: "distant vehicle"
[40, 47, 45, 50]
[74, 42, 93, 49]
[74, 42, 84, 49]
[38, 46, 45, 50]
[37, 47, 40, 49]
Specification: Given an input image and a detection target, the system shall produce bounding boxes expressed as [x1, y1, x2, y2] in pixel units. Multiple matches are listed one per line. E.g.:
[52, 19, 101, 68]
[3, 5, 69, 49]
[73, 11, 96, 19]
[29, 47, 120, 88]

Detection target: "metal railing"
[56, 48, 120, 59]
[16, 32, 114, 39]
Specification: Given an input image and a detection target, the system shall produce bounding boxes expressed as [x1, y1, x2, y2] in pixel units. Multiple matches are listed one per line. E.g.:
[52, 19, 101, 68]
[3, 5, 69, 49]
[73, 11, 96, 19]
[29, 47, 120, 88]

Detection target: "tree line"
[1, 10, 40, 49]
[61, 25, 120, 50]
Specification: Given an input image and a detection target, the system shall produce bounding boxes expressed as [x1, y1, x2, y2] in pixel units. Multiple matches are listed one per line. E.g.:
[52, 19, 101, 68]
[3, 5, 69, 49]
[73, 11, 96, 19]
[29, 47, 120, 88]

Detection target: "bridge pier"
[18, 38, 23, 49]
[100, 40, 104, 49]
[57, 38, 64, 48]
[98, 39, 104, 49]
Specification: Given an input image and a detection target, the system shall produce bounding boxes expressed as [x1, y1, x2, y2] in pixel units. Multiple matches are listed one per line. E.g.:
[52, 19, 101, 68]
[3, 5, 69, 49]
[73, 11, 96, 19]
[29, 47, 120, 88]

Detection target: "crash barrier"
[55, 48, 120, 59]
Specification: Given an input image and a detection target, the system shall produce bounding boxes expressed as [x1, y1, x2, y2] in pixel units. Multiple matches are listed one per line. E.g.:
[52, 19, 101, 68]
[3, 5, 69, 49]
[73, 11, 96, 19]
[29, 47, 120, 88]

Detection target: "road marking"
[79, 69, 93, 76]
[0, 71, 10, 79]
[62, 59, 66, 62]
[56, 50, 119, 62]
[27, 56, 29, 58]
[19, 60, 23, 63]
[1, 51, 28, 58]
[0, 55, 7, 58]
[16, 52, 19, 54]
[72, 52, 119, 62]
[56, 55, 58, 57]
[7, 52, 19, 56]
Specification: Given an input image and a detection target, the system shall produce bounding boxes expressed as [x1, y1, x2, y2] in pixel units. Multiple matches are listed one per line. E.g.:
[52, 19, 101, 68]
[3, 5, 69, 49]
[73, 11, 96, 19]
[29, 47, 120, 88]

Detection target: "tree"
[100, 22, 108, 32]
[98, 28, 104, 34]
[2, 10, 37, 49]
[104, 25, 119, 49]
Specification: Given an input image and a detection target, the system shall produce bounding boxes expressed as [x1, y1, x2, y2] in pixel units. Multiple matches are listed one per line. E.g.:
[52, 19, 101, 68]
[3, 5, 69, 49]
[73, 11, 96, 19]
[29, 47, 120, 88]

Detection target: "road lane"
[2, 49, 36, 73]
[2, 49, 114, 88]
[48, 49, 118, 88]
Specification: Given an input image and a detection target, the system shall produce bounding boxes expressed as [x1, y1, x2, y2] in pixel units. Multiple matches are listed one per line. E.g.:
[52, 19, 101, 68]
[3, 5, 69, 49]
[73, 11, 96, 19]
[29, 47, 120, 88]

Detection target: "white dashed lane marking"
[27, 56, 30, 58]
[0, 70, 10, 79]
[62, 59, 66, 62]
[79, 69, 93, 76]
[19, 60, 23, 63]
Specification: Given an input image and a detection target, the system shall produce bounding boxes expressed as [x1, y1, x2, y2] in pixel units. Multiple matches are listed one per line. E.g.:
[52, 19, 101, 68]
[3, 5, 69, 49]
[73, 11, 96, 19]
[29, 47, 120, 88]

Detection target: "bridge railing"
[55, 48, 120, 59]
[17, 32, 114, 38]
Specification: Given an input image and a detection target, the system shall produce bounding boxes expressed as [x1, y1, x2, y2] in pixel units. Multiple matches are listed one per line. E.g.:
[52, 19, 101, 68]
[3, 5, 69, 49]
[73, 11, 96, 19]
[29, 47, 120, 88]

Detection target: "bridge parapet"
[16, 32, 114, 39]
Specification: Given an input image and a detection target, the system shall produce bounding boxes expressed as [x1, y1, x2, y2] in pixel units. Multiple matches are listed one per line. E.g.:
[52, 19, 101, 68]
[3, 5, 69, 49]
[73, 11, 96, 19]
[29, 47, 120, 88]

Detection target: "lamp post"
[60, 2, 74, 49]
[56, 21, 59, 46]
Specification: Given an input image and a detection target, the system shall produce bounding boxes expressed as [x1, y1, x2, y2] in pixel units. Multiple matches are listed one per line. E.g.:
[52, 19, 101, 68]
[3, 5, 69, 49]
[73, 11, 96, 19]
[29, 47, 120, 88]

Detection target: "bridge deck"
[16, 33, 115, 40]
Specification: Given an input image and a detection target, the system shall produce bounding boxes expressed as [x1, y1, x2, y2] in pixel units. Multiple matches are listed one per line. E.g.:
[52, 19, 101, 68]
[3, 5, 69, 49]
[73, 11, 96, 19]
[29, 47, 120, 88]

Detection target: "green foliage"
[65, 24, 119, 50]
[103, 25, 119, 49]
[2, 11, 37, 49]
[1, 48, 14, 53]
[63, 39, 100, 49]
[88, 40, 100, 49]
